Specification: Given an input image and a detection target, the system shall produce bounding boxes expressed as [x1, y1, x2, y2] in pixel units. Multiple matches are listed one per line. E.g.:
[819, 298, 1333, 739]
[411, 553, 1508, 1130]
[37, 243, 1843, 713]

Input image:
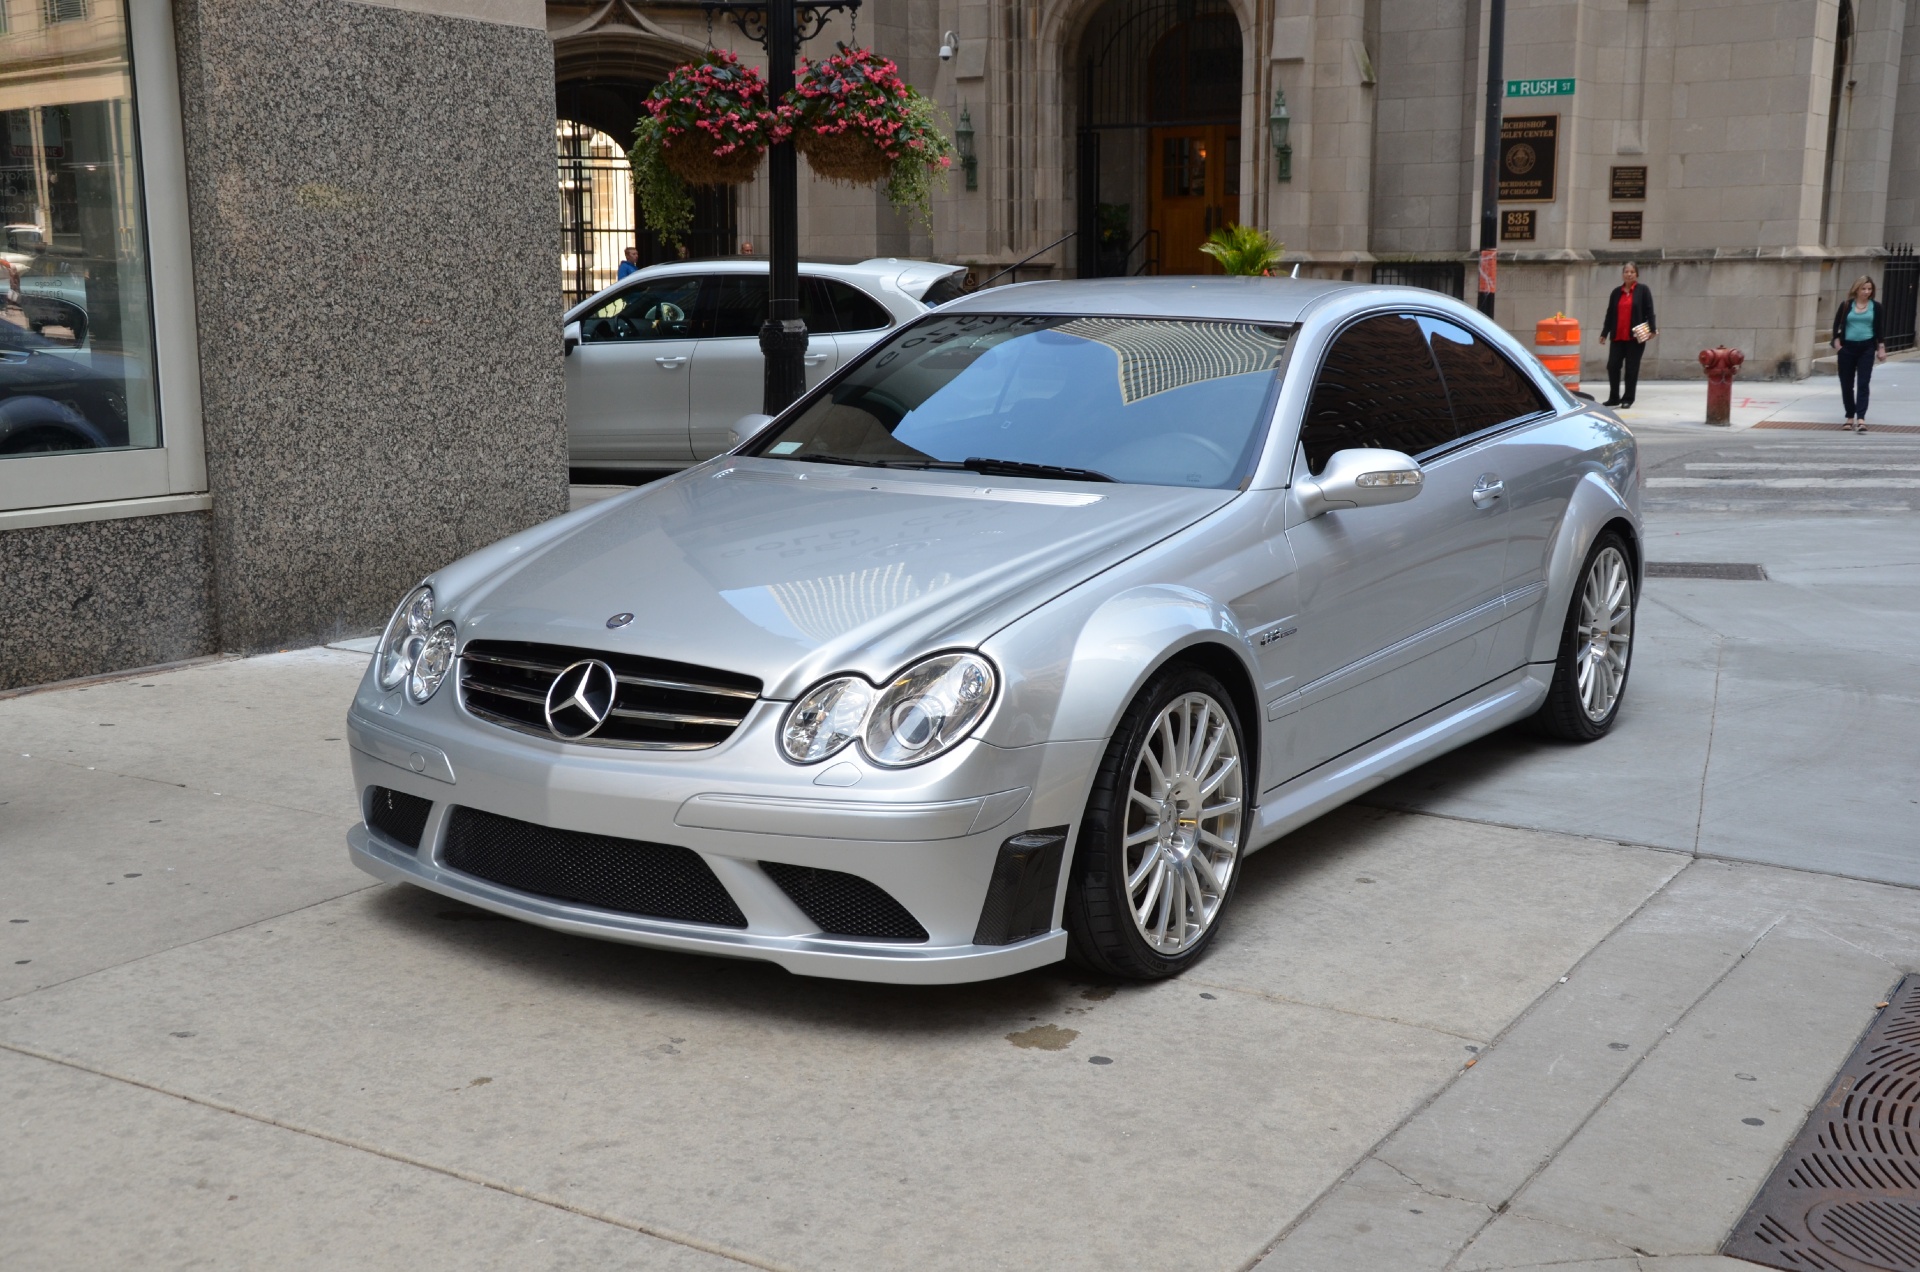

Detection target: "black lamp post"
[701, 0, 861, 413]
[1477, 0, 1507, 319]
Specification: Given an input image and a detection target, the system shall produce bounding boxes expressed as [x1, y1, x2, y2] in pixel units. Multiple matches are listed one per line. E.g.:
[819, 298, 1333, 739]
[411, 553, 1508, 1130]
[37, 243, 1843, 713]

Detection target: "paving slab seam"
[1351, 805, 1920, 897]
[1691, 637, 1726, 856]
[1239, 859, 1704, 1272]
[1184, 975, 1496, 1044]
[0, 882, 380, 1005]
[0, 1038, 799, 1272]
[8, 752, 358, 824]
[1436, 914, 1789, 1272]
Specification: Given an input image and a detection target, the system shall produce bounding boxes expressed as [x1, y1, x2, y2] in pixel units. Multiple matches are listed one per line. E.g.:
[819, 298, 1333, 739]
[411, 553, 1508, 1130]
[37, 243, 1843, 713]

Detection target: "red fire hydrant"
[1699, 346, 1745, 425]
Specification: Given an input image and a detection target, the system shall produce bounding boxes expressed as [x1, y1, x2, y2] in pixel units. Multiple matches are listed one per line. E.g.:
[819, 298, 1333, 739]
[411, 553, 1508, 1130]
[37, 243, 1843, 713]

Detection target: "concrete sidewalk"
[1597, 355, 1920, 433]
[4, 519, 1918, 1270]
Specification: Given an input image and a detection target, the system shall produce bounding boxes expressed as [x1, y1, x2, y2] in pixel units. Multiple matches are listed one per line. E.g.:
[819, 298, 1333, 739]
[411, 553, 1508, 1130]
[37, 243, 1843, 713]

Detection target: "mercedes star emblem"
[606, 612, 634, 629]
[544, 659, 618, 740]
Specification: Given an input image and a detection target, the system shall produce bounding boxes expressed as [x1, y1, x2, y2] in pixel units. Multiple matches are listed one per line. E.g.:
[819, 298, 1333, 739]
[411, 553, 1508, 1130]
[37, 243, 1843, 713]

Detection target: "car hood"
[450, 458, 1234, 699]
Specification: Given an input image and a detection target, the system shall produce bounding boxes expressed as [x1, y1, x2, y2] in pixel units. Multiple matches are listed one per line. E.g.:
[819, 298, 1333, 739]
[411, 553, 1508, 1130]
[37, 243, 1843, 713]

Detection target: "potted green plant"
[1198, 224, 1285, 276]
[630, 50, 783, 245]
[788, 46, 953, 224]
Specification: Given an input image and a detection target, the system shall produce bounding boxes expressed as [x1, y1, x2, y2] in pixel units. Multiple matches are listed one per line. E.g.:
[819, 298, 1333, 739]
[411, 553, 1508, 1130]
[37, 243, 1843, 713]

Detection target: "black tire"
[1064, 665, 1249, 980]
[1532, 530, 1636, 741]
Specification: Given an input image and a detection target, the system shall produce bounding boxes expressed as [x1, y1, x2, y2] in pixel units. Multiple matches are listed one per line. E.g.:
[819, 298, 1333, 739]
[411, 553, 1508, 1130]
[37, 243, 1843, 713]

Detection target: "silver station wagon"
[347, 278, 1640, 984]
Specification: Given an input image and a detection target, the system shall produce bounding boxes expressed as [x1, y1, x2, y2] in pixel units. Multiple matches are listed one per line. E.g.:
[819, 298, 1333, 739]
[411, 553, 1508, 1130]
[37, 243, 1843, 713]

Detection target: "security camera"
[939, 30, 957, 61]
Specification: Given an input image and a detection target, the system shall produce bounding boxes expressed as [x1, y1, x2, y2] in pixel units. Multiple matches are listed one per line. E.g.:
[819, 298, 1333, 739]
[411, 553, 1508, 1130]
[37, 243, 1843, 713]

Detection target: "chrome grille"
[459, 639, 761, 750]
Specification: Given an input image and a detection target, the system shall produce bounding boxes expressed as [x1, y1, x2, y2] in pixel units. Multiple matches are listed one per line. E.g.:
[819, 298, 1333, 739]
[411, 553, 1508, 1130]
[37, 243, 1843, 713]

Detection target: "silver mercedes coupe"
[346, 277, 1640, 984]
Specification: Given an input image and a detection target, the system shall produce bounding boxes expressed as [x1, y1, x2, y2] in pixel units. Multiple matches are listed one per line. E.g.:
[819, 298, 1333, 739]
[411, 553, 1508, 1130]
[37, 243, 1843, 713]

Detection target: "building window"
[0, 0, 182, 507]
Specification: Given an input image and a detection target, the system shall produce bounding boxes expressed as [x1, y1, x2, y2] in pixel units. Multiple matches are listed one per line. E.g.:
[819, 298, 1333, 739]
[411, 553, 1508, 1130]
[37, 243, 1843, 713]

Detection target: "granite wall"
[171, 0, 568, 653]
[0, 512, 217, 691]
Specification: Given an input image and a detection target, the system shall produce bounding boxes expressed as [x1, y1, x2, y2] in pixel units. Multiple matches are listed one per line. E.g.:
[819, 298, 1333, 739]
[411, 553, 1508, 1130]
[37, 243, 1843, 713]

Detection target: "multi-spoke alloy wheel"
[1066, 668, 1248, 978]
[1575, 546, 1633, 721]
[1534, 531, 1637, 741]
[1121, 693, 1243, 954]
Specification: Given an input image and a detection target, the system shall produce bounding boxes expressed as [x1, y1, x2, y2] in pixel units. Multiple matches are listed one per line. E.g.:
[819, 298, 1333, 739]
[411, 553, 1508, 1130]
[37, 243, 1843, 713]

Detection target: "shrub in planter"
[789, 46, 953, 224]
[630, 50, 784, 245]
[1198, 224, 1285, 276]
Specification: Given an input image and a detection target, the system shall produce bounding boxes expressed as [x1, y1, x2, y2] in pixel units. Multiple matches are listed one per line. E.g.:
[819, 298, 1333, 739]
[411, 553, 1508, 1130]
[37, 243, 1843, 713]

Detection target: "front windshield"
[749, 313, 1291, 488]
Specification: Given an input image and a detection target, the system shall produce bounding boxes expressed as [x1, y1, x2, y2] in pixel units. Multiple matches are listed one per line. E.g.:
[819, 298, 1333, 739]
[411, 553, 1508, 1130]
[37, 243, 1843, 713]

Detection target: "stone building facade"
[554, 0, 1920, 378]
[0, 0, 565, 690]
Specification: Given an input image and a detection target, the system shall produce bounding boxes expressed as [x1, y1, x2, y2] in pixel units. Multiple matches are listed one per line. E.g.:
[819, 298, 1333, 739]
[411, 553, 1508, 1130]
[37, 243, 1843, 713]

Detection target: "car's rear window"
[748, 313, 1291, 488]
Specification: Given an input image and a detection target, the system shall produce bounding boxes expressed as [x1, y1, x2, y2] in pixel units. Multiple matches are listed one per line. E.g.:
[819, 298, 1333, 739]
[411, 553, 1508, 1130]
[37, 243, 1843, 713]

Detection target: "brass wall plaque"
[1611, 211, 1643, 240]
[1499, 115, 1558, 202]
[1611, 165, 1647, 200]
[1501, 209, 1536, 241]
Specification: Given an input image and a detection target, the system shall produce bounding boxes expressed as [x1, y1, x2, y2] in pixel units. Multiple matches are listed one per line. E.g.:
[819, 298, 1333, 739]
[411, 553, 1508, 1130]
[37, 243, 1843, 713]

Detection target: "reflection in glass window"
[753, 314, 1288, 489]
[0, 0, 157, 458]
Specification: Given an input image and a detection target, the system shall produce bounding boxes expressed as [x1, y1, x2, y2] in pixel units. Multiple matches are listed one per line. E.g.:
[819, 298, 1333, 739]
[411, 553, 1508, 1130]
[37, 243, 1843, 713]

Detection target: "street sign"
[1508, 78, 1575, 97]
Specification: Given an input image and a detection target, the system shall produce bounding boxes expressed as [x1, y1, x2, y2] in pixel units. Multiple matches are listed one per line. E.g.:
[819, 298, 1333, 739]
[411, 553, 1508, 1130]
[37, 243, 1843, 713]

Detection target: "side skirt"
[1247, 663, 1552, 852]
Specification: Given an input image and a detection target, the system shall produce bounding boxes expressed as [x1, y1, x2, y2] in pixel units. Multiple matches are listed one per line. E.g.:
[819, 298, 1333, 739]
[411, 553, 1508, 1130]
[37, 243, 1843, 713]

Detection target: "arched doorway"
[553, 51, 738, 306]
[1075, 0, 1242, 277]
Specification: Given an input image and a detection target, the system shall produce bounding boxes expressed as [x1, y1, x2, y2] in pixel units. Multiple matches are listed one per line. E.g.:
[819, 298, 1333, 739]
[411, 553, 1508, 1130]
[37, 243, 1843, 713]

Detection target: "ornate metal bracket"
[696, 0, 861, 51]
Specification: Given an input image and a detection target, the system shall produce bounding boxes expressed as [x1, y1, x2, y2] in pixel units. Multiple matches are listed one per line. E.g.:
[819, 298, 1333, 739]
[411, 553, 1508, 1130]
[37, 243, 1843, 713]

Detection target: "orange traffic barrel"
[1533, 312, 1581, 393]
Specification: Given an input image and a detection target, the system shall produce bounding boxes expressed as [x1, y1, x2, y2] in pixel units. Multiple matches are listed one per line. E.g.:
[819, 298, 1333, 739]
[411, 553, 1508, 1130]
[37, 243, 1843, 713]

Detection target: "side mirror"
[563, 320, 581, 357]
[727, 413, 778, 449]
[1296, 448, 1423, 520]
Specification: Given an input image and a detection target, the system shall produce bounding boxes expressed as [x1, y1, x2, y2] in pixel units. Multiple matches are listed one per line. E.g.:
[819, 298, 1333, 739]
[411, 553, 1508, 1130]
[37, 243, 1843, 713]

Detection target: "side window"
[702, 274, 767, 339]
[1299, 314, 1455, 473]
[580, 277, 701, 343]
[822, 278, 892, 332]
[1422, 318, 1549, 437]
[800, 277, 838, 333]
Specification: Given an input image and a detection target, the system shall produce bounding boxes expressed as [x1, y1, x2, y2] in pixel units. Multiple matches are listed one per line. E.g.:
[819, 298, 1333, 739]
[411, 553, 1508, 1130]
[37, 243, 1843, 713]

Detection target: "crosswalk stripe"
[1684, 462, 1920, 471]
[1647, 477, 1920, 488]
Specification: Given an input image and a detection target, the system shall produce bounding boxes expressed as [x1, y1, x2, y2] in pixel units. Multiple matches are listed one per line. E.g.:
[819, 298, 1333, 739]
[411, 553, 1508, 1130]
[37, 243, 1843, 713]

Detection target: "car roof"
[935, 276, 1368, 324]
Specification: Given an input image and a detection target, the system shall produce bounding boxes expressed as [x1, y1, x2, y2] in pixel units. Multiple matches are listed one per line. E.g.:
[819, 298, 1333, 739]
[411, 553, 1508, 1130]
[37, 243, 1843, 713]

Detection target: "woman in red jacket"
[1598, 262, 1657, 409]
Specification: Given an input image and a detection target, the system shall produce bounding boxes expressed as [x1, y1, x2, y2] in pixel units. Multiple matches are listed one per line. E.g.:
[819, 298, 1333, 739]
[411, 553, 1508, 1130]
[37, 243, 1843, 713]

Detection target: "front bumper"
[344, 701, 1098, 984]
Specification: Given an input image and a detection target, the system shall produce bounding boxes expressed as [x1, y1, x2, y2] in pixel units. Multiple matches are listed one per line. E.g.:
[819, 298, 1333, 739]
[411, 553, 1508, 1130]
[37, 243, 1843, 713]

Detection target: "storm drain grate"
[1724, 974, 1920, 1271]
[1646, 561, 1770, 581]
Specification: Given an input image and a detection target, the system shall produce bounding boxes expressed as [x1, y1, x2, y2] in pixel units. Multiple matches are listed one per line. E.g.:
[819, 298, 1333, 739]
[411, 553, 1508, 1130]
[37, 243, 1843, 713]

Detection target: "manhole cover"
[1646, 561, 1769, 581]
[1724, 974, 1920, 1272]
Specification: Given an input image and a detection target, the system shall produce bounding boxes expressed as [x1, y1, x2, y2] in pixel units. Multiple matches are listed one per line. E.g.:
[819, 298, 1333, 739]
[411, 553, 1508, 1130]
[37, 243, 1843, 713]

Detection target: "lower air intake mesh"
[761, 862, 929, 942]
[442, 806, 746, 927]
[366, 786, 432, 851]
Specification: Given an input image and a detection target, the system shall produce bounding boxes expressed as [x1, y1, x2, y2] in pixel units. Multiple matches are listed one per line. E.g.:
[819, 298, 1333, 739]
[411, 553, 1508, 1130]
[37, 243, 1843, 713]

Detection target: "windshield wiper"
[786, 453, 1114, 483]
[961, 457, 1115, 483]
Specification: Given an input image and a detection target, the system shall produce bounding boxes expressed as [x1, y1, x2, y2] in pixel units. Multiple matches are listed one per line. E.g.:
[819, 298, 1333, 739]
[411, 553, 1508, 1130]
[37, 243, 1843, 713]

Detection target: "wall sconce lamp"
[956, 105, 978, 190]
[1270, 87, 1292, 182]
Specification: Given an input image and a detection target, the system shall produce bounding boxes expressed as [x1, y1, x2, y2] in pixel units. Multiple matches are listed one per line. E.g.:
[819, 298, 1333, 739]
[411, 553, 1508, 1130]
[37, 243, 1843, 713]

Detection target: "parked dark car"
[0, 320, 135, 454]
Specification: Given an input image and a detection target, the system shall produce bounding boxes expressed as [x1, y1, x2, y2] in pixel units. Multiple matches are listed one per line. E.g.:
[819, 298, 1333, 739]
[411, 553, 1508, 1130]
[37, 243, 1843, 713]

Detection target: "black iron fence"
[1884, 243, 1917, 352]
[1371, 262, 1466, 300]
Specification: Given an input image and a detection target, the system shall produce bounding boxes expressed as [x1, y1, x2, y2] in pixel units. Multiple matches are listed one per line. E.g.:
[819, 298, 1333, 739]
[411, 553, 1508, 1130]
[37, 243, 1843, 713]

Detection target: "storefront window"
[0, 0, 157, 459]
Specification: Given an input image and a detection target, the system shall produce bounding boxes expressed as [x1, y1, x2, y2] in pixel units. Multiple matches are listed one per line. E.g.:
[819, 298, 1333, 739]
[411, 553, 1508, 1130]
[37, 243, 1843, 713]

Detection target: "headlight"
[781, 653, 998, 768]
[408, 622, 458, 703]
[376, 585, 435, 692]
[780, 676, 873, 763]
[864, 653, 996, 767]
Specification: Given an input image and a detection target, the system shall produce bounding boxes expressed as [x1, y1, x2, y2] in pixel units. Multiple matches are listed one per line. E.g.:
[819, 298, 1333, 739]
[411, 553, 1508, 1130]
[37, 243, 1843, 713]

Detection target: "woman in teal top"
[1830, 277, 1887, 432]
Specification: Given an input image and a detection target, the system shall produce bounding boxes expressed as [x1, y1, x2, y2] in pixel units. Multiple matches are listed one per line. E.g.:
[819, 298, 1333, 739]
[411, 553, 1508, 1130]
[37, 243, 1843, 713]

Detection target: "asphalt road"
[1637, 417, 1920, 514]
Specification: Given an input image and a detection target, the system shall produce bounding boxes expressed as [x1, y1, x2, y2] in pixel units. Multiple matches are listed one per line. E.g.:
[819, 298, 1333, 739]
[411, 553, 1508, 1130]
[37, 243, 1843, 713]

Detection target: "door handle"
[802, 355, 826, 366]
[654, 355, 687, 368]
[1472, 476, 1505, 507]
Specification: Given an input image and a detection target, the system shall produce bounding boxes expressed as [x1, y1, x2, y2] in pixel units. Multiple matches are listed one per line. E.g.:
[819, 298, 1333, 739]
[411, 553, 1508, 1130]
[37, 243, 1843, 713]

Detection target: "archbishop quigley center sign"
[1499, 114, 1559, 203]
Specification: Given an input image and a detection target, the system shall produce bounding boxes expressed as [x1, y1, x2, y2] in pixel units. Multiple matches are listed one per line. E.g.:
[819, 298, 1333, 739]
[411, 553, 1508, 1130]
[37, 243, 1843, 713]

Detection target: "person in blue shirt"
[1831, 276, 1888, 433]
[616, 246, 641, 281]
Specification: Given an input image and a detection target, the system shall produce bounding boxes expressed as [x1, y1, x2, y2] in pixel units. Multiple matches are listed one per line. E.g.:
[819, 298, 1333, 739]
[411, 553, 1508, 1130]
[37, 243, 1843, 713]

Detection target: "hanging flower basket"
[788, 46, 954, 223]
[629, 50, 785, 245]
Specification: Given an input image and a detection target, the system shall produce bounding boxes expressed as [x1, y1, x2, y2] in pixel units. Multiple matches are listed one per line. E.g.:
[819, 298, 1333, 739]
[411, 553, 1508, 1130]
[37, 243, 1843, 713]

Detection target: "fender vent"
[1724, 973, 1920, 1271]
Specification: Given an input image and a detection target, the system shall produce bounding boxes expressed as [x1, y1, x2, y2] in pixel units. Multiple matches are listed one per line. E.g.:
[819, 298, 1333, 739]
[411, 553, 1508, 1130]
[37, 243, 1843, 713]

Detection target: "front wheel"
[1532, 531, 1636, 741]
[1065, 666, 1248, 979]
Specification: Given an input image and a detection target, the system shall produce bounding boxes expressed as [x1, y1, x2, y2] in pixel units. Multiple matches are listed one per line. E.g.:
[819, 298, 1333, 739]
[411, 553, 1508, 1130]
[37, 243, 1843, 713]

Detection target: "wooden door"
[1149, 125, 1240, 275]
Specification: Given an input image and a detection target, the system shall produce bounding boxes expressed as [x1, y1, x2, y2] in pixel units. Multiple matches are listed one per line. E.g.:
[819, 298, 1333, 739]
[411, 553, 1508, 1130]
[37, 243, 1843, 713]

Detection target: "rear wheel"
[1533, 531, 1636, 741]
[1065, 666, 1247, 979]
